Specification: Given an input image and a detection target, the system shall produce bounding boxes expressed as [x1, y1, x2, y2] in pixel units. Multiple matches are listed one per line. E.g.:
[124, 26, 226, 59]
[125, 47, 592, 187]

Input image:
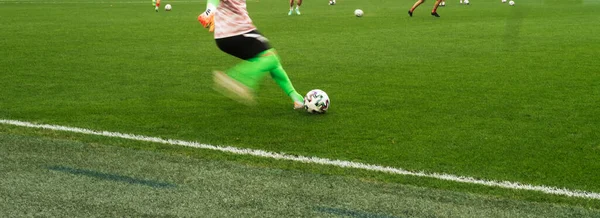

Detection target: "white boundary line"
[1, 119, 599, 200]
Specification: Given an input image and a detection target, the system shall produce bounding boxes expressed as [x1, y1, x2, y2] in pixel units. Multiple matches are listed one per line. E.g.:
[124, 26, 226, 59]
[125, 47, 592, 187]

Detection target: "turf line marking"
[2, 119, 600, 200]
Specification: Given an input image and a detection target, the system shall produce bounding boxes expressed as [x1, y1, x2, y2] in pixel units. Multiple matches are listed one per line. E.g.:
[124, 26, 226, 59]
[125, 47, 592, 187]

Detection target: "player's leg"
[295, 0, 302, 15]
[409, 0, 425, 17]
[152, 0, 156, 7]
[268, 53, 304, 109]
[218, 50, 303, 107]
[431, 0, 442, 17]
[215, 31, 303, 108]
[155, 0, 161, 11]
[289, 0, 294, 15]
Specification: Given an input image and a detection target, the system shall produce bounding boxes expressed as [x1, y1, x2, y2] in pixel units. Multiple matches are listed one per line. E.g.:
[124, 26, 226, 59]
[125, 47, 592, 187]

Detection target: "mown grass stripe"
[2, 119, 600, 200]
[315, 206, 399, 218]
[48, 165, 176, 188]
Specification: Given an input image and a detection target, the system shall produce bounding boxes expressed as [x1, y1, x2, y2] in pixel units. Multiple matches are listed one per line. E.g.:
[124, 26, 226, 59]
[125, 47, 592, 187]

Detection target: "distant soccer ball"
[502, 0, 507, 3]
[165, 4, 172, 11]
[464, 0, 469, 4]
[304, 89, 330, 114]
[328, 0, 335, 5]
[354, 9, 363, 17]
[508, 0, 515, 5]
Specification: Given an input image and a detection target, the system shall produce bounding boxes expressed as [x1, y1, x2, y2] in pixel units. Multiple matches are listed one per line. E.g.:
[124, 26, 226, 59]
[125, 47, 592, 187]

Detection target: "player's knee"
[261, 51, 280, 64]
[260, 48, 277, 57]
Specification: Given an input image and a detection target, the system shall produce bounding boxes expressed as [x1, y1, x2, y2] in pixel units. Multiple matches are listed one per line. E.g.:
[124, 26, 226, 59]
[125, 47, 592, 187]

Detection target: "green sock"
[270, 64, 303, 102]
[225, 49, 302, 102]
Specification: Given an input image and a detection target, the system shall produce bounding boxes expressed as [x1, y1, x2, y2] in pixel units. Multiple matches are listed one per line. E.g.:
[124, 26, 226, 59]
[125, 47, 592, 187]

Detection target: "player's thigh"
[216, 30, 272, 60]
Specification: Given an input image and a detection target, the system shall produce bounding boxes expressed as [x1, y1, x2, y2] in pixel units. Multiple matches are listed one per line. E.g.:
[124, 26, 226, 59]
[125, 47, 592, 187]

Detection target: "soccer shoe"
[208, 22, 214, 32]
[295, 8, 301, 15]
[198, 9, 215, 32]
[288, 10, 293, 15]
[431, 12, 440, 17]
[155, 6, 159, 12]
[213, 71, 256, 106]
[408, 10, 413, 17]
[294, 100, 304, 110]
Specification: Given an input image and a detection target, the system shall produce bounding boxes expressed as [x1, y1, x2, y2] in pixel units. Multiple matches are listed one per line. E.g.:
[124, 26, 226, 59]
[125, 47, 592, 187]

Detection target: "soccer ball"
[439, 1, 445, 6]
[502, 0, 507, 3]
[464, 0, 469, 4]
[509, 0, 515, 5]
[165, 4, 172, 11]
[354, 9, 363, 17]
[304, 89, 330, 114]
[329, 0, 335, 5]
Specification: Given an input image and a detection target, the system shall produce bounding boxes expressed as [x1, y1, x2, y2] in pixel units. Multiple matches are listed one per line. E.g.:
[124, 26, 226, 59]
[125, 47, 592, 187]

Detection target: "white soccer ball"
[329, 0, 335, 5]
[165, 4, 172, 11]
[304, 89, 330, 114]
[509, 0, 515, 5]
[354, 9, 363, 17]
[502, 0, 507, 3]
[464, 0, 469, 4]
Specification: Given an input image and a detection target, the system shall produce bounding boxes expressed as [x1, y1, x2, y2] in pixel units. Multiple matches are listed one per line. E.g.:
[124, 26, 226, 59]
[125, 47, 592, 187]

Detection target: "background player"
[152, 0, 161, 12]
[289, 0, 302, 15]
[408, 0, 443, 17]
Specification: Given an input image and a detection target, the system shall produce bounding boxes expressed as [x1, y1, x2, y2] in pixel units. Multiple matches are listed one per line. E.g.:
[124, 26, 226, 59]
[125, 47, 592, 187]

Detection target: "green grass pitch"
[1, 0, 600, 214]
[2, 133, 599, 216]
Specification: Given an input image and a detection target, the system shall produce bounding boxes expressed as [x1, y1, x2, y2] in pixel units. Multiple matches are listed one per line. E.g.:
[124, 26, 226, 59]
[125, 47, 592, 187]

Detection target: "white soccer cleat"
[213, 71, 256, 106]
[294, 100, 304, 110]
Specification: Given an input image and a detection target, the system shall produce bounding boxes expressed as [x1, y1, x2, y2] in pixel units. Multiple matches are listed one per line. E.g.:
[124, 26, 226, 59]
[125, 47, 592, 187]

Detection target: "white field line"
[1, 119, 599, 200]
